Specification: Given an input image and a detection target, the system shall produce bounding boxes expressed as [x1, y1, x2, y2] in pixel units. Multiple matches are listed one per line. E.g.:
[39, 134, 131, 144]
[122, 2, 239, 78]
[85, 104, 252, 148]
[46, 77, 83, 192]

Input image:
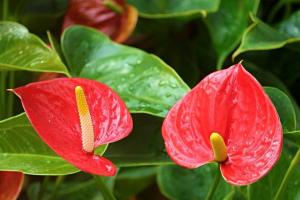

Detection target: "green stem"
[274, 148, 300, 200]
[0, 72, 7, 120]
[205, 166, 221, 200]
[93, 176, 116, 200]
[7, 72, 15, 117]
[2, 0, 8, 20]
[268, 0, 284, 23]
[48, 176, 65, 200]
[38, 176, 50, 200]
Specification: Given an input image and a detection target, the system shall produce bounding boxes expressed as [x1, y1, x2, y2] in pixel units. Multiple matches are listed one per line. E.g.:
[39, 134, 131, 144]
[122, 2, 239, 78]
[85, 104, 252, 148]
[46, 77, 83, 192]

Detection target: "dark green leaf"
[104, 114, 171, 166]
[205, 0, 254, 68]
[0, 22, 69, 75]
[233, 12, 300, 58]
[127, 0, 220, 18]
[61, 26, 190, 117]
[0, 113, 79, 175]
[157, 163, 232, 200]
[264, 87, 296, 132]
[248, 148, 300, 200]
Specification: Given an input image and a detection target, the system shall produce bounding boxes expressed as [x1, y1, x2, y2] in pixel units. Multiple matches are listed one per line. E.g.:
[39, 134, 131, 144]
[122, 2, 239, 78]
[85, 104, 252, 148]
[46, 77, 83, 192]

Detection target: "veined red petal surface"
[13, 78, 133, 176]
[62, 0, 137, 43]
[0, 172, 24, 200]
[162, 63, 282, 185]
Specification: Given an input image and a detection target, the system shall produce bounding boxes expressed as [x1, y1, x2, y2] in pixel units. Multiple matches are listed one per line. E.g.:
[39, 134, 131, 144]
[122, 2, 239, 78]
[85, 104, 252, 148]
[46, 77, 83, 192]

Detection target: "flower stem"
[7, 72, 15, 117]
[93, 176, 116, 200]
[0, 72, 7, 120]
[2, 0, 8, 20]
[48, 176, 65, 200]
[274, 148, 300, 200]
[205, 165, 221, 200]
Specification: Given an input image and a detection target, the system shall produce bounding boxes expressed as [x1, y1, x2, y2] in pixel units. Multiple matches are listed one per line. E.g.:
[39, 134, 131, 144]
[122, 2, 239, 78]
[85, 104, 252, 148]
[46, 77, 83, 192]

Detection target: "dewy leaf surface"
[61, 26, 190, 117]
[13, 78, 132, 176]
[0, 172, 24, 200]
[0, 22, 69, 75]
[0, 113, 79, 175]
[162, 63, 282, 185]
[127, 0, 220, 18]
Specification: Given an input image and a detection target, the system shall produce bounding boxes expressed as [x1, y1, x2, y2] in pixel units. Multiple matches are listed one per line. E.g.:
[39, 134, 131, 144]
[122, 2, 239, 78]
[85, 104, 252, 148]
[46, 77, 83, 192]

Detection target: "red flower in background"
[162, 63, 282, 185]
[12, 78, 133, 176]
[0, 172, 24, 200]
[62, 0, 138, 43]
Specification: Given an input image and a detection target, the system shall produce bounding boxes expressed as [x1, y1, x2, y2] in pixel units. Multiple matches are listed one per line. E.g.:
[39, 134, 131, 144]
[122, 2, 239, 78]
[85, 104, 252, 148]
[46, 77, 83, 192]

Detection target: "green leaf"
[0, 113, 79, 175]
[205, 0, 254, 69]
[248, 148, 300, 200]
[104, 114, 171, 166]
[127, 0, 220, 18]
[264, 87, 296, 132]
[61, 26, 190, 117]
[0, 22, 69, 75]
[114, 167, 157, 199]
[277, 9, 300, 38]
[285, 130, 300, 146]
[233, 12, 300, 58]
[157, 163, 232, 200]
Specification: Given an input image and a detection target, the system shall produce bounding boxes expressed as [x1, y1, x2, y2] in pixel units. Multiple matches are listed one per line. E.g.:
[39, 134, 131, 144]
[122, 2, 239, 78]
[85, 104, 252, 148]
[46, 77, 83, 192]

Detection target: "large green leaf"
[61, 26, 190, 117]
[233, 11, 300, 58]
[264, 87, 296, 132]
[248, 148, 300, 200]
[157, 163, 232, 200]
[0, 113, 79, 175]
[205, 0, 254, 69]
[127, 0, 220, 18]
[0, 22, 69, 75]
[104, 114, 171, 166]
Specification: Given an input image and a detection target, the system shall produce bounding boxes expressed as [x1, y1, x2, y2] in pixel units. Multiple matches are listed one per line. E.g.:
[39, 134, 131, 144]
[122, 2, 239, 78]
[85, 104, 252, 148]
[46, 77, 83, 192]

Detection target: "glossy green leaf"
[104, 114, 171, 166]
[0, 22, 69, 75]
[205, 0, 253, 69]
[127, 0, 220, 18]
[114, 167, 157, 199]
[0, 113, 79, 175]
[233, 12, 300, 58]
[61, 26, 190, 117]
[277, 9, 300, 38]
[264, 87, 296, 132]
[157, 163, 232, 200]
[248, 148, 300, 200]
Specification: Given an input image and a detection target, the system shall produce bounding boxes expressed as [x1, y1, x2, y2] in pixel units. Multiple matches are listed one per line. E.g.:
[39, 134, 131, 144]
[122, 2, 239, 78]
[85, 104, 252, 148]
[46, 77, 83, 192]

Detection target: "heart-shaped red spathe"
[162, 63, 282, 185]
[0, 172, 24, 200]
[62, 0, 137, 43]
[13, 78, 133, 176]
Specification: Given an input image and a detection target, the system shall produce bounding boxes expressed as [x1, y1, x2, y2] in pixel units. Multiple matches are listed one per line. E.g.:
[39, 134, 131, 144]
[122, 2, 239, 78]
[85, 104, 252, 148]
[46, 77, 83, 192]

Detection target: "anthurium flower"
[162, 63, 282, 185]
[12, 78, 133, 176]
[0, 172, 24, 200]
[62, 0, 138, 43]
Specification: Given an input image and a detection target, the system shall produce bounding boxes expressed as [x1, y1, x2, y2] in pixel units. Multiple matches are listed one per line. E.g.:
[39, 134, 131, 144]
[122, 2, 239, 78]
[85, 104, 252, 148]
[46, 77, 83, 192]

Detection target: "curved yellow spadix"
[75, 86, 94, 153]
[210, 132, 227, 162]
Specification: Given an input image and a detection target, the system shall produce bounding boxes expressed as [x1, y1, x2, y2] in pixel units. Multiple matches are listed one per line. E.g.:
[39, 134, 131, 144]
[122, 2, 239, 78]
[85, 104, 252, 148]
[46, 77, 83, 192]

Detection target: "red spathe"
[162, 63, 282, 185]
[13, 78, 133, 176]
[0, 172, 24, 200]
